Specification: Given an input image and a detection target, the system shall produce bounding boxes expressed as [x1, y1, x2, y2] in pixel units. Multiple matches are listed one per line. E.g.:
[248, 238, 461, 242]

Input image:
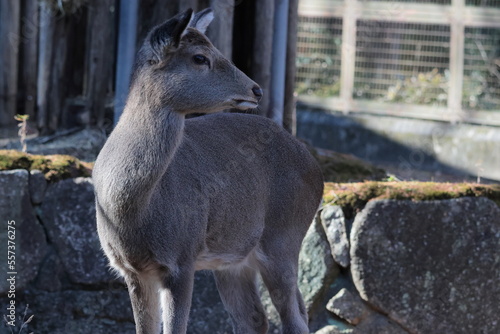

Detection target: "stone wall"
[297, 109, 500, 182]
[1, 170, 499, 333]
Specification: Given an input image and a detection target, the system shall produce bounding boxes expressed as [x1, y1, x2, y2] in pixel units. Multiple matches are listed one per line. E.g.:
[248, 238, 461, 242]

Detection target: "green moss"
[3, 150, 499, 216]
[306, 144, 387, 182]
[324, 181, 500, 219]
[0, 150, 93, 182]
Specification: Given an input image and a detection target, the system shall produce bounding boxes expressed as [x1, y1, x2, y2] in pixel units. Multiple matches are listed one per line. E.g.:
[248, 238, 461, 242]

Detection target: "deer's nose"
[252, 86, 263, 100]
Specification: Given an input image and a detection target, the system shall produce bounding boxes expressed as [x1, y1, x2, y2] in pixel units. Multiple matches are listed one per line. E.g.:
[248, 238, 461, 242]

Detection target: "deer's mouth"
[233, 99, 258, 110]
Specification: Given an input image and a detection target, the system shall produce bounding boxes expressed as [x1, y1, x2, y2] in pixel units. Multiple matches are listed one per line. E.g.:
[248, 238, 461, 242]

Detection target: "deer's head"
[130, 8, 262, 114]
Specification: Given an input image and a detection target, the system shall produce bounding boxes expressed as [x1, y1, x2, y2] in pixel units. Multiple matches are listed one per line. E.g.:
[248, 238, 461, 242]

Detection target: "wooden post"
[19, 0, 39, 121]
[283, 0, 299, 134]
[47, 16, 69, 132]
[85, 0, 116, 127]
[38, 6, 86, 133]
[180, 0, 198, 12]
[269, 0, 289, 125]
[253, 0, 274, 117]
[136, 0, 178, 48]
[208, 0, 234, 59]
[340, 0, 357, 114]
[448, 0, 465, 122]
[114, 0, 139, 125]
[36, 2, 55, 131]
[0, 1, 21, 127]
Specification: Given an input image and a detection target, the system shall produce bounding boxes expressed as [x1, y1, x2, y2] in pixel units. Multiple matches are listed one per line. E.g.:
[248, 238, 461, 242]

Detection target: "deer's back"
[169, 113, 323, 204]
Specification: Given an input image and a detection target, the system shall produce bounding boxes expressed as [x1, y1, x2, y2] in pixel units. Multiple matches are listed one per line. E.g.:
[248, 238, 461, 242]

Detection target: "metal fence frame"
[297, 0, 500, 126]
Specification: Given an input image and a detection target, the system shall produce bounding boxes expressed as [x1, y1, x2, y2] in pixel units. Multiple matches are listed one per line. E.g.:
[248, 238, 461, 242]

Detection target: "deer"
[93, 8, 323, 334]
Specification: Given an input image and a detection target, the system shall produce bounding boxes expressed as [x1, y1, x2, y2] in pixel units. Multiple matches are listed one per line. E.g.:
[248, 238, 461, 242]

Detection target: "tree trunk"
[0, 1, 21, 127]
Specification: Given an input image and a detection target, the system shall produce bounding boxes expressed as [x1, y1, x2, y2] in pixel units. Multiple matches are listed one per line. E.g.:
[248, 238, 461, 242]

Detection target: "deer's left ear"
[149, 8, 193, 56]
[187, 8, 214, 34]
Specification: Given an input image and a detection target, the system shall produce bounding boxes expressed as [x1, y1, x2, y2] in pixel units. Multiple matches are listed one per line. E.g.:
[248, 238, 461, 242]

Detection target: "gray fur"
[93, 8, 323, 334]
[187, 8, 214, 34]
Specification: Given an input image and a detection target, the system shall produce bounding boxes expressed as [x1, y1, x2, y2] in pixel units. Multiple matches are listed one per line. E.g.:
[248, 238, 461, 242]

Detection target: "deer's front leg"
[124, 271, 162, 334]
[160, 266, 195, 334]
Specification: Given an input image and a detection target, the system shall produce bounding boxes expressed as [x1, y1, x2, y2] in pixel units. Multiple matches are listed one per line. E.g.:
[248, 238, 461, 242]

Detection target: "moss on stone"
[324, 181, 500, 219]
[2, 150, 499, 217]
[0, 150, 93, 182]
[306, 145, 387, 182]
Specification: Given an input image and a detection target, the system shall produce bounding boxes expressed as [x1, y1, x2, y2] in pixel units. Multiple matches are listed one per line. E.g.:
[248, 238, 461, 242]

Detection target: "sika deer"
[93, 8, 323, 334]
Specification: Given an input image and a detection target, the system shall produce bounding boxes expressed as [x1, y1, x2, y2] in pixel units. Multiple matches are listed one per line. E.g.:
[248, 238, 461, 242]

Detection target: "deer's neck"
[100, 89, 185, 218]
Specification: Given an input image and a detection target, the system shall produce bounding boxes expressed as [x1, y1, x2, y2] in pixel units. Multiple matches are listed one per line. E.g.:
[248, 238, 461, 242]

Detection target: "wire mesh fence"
[359, 0, 450, 3]
[466, 0, 500, 6]
[463, 27, 500, 111]
[296, 16, 343, 97]
[354, 21, 450, 106]
[296, 0, 500, 123]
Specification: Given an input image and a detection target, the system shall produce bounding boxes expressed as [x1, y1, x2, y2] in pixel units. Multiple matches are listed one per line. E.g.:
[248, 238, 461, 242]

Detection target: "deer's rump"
[154, 113, 324, 267]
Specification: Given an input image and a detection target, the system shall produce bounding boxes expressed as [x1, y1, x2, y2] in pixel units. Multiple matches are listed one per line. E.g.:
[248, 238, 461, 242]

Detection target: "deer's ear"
[149, 8, 193, 55]
[187, 8, 214, 34]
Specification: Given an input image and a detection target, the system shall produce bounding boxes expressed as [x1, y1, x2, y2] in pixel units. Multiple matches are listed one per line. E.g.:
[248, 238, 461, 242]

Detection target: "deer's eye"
[193, 54, 210, 67]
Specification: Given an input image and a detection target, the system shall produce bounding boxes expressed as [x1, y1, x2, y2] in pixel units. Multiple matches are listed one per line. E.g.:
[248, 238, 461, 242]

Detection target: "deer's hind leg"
[257, 243, 309, 334]
[214, 264, 269, 334]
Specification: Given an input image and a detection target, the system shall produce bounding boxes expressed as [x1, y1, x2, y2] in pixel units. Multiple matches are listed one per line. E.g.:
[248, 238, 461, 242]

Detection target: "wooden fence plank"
[253, 0, 274, 117]
[180, 0, 198, 12]
[84, 0, 116, 127]
[47, 16, 69, 132]
[136, 0, 178, 48]
[20, 0, 39, 120]
[38, 6, 86, 133]
[0, 1, 21, 127]
[339, 0, 357, 113]
[36, 2, 55, 131]
[448, 0, 466, 122]
[269, 0, 290, 125]
[114, 0, 139, 125]
[284, 0, 299, 134]
[208, 0, 234, 59]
